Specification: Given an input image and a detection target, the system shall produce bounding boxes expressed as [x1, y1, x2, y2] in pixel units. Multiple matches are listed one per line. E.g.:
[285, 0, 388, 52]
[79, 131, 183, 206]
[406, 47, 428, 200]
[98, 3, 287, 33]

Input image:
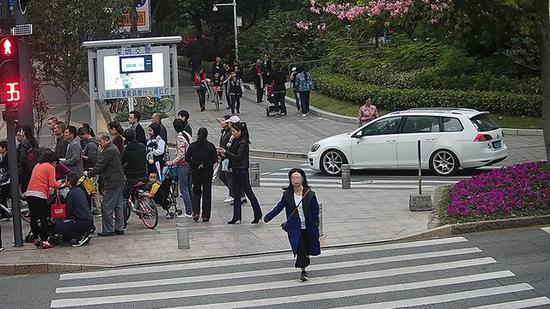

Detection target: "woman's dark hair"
[197, 127, 208, 142]
[173, 118, 185, 133]
[107, 121, 124, 135]
[66, 173, 80, 187]
[231, 122, 250, 144]
[149, 123, 161, 137]
[18, 125, 38, 148]
[39, 149, 57, 164]
[82, 123, 95, 137]
[287, 168, 310, 191]
[177, 110, 190, 120]
[124, 129, 136, 142]
[362, 94, 373, 103]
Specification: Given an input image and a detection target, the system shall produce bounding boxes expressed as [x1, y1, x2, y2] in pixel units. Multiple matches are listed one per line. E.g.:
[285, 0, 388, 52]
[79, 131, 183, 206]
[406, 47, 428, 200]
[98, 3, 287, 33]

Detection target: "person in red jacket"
[24, 150, 61, 249]
[193, 67, 208, 111]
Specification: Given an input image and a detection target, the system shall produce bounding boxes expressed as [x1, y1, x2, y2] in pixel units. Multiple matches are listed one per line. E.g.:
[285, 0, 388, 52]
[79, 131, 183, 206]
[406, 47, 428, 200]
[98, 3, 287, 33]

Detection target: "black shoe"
[97, 232, 115, 237]
[251, 217, 262, 224]
[72, 234, 91, 247]
[114, 230, 125, 235]
[227, 219, 241, 224]
[300, 269, 308, 282]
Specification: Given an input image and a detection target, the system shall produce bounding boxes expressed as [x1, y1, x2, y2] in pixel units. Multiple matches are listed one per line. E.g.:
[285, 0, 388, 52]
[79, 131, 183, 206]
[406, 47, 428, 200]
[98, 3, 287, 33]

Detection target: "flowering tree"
[304, 0, 550, 162]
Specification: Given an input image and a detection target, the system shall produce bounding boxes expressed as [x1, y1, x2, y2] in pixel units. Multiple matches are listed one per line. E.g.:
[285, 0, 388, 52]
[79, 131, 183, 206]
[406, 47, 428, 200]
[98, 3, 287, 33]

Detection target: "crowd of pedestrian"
[0, 54, 324, 281]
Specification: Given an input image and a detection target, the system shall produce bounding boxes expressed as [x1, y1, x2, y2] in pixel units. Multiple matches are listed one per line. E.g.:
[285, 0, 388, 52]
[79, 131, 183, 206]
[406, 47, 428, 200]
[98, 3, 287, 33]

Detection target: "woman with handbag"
[264, 168, 321, 282]
[24, 150, 61, 249]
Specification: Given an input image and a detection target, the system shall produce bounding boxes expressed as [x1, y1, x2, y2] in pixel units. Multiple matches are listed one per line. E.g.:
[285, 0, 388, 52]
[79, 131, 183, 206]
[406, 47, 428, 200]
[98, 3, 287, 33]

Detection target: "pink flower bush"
[449, 162, 550, 218]
[309, 0, 451, 21]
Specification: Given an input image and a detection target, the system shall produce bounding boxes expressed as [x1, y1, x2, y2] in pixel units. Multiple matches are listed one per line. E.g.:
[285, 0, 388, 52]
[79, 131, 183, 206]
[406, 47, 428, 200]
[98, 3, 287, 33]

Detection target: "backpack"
[297, 73, 314, 92]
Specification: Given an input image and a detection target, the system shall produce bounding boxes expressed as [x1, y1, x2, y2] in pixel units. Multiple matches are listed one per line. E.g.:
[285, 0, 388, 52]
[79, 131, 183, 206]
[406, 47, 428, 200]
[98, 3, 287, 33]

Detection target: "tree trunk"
[192, 14, 203, 57]
[129, 1, 139, 38]
[542, 1, 550, 162]
[64, 85, 72, 126]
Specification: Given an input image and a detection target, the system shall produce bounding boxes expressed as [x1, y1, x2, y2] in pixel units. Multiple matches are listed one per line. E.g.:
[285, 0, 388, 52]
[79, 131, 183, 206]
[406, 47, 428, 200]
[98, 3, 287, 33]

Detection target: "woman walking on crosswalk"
[264, 168, 321, 281]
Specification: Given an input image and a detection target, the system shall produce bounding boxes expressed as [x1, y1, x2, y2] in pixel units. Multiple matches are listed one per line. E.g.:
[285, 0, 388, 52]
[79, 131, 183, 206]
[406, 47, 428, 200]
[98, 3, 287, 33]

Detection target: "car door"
[351, 116, 402, 168]
[396, 116, 441, 168]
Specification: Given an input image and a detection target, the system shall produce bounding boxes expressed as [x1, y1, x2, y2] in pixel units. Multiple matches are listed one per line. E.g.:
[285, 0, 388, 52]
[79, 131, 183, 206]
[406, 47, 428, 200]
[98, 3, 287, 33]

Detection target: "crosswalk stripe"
[59, 237, 468, 281]
[261, 182, 430, 189]
[343, 284, 534, 309]
[160, 281, 529, 309]
[469, 297, 550, 309]
[541, 227, 550, 234]
[49, 259, 501, 308]
[56, 247, 482, 294]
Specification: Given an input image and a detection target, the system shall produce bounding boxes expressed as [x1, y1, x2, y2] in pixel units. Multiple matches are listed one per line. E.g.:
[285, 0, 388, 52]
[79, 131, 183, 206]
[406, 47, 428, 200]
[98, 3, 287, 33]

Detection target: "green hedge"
[312, 69, 542, 117]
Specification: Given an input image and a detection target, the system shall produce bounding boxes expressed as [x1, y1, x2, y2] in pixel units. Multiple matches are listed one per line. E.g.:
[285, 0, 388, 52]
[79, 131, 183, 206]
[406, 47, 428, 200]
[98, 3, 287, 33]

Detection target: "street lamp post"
[213, 0, 238, 61]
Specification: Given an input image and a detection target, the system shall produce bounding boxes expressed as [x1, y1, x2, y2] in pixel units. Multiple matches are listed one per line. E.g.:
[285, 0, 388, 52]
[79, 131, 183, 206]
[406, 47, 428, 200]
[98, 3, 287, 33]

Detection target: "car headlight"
[311, 143, 320, 152]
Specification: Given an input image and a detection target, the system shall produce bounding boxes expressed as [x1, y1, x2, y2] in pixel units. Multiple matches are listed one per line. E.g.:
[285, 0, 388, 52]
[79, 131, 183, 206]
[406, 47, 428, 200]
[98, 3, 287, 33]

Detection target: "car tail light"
[474, 134, 493, 142]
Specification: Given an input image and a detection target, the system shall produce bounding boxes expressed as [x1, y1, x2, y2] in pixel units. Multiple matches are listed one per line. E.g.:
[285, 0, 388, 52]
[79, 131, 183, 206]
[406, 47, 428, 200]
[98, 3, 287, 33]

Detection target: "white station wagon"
[308, 108, 508, 176]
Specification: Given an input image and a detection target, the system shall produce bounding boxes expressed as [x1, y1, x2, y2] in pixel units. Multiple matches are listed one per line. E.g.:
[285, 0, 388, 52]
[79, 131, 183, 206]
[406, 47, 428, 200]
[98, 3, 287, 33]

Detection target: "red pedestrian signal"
[0, 36, 20, 108]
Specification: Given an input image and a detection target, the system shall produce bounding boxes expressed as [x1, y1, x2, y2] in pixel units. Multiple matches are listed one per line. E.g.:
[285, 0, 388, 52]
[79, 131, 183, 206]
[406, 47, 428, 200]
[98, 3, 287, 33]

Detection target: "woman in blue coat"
[264, 168, 321, 281]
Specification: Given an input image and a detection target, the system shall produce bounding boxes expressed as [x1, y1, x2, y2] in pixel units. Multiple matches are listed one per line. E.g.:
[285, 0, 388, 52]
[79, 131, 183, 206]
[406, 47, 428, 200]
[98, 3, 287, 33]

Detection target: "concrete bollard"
[319, 203, 324, 237]
[249, 162, 260, 187]
[176, 219, 190, 250]
[341, 164, 351, 189]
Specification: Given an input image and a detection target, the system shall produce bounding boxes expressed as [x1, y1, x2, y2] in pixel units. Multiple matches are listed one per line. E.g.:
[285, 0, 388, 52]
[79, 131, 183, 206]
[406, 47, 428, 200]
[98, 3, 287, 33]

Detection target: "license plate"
[492, 141, 502, 149]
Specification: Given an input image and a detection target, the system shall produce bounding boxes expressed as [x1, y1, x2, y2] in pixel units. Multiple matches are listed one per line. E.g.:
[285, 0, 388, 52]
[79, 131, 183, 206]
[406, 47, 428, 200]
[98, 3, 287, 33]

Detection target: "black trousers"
[197, 89, 206, 109]
[230, 95, 241, 114]
[231, 168, 262, 221]
[254, 80, 263, 102]
[27, 196, 50, 241]
[192, 169, 213, 220]
[0, 184, 10, 217]
[55, 219, 94, 241]
[295, 229, 311, 269]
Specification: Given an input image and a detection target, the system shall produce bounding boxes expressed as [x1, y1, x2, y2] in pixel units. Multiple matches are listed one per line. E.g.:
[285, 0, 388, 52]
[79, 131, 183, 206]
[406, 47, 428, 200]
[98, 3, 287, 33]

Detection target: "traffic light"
[0, 36, 20, 109]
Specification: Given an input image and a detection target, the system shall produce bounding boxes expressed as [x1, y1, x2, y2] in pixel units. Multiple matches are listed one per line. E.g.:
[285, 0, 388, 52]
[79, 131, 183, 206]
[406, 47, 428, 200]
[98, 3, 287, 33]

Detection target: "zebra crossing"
[260, 163, 466, 190]
[50, 236, 550, 308]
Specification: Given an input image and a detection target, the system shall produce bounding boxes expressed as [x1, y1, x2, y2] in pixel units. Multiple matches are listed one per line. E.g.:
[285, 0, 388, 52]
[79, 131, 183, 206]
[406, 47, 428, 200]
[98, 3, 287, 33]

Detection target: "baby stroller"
[155, 166, 183, 219]
[265, 83, 278, 117]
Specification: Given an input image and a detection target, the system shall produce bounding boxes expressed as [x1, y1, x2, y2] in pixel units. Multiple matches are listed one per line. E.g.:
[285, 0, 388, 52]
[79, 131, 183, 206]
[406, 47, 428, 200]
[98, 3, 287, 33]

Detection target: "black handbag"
[281, 189, 310, 232]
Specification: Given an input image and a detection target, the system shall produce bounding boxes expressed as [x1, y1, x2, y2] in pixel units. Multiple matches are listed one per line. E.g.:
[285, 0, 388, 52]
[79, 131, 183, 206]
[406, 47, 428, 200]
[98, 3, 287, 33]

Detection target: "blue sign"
[136, 0, 147, 8]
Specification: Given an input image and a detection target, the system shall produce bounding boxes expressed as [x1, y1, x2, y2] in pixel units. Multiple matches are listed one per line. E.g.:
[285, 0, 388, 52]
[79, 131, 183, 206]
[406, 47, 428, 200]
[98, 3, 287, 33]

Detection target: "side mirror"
[353, 131, 363, 138]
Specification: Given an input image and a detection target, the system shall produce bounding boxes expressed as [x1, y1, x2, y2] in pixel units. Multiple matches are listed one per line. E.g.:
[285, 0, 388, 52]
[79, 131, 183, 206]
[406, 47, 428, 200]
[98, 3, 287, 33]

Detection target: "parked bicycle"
[125, 180, 159, 229]
[0, 196, 30, 223]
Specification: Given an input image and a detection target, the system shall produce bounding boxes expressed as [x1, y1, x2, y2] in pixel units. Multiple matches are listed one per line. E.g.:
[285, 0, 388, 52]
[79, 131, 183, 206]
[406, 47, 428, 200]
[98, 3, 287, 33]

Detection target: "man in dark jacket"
[269, 62, 287, 116]
[88, 132, 125, 236]
[63, 126, 83, 175]
[54, 121, 68, 159]
[53, 173, 95, 247]
[78, 127, 98, 170]
[152, 113, 168, 144]
[252, 59, 266, 103]
[121, 129, 147, 228]
[129, 111, 147, 145]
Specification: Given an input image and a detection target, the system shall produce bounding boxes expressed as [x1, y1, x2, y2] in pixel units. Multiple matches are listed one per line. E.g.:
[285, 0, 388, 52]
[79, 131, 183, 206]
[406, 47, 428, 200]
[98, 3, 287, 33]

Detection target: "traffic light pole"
[3, 111, 23, 247]
[14, 2, 32, 128]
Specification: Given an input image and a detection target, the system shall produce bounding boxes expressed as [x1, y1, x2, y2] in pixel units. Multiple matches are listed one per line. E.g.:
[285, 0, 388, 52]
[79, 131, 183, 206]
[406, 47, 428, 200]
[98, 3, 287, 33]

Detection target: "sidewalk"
[0, 186, 429, 274]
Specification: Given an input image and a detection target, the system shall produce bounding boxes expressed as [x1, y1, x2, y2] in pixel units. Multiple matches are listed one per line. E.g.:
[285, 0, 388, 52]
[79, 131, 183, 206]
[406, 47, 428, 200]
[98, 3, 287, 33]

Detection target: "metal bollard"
[249, 162, 260, 187]
[319, 203, 323, 237]
[176, 219, 190, 250]
[341, 164, 351, 189]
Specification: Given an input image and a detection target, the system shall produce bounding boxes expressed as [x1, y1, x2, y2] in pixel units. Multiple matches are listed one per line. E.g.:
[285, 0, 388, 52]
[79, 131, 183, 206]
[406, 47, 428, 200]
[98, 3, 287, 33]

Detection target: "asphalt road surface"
[2, 226, 550, 308]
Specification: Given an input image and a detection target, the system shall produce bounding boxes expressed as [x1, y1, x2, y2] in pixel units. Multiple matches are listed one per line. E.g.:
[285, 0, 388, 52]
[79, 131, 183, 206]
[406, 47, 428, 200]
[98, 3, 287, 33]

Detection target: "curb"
[0, 262, 107, 276]
[282, 94, 544, 136]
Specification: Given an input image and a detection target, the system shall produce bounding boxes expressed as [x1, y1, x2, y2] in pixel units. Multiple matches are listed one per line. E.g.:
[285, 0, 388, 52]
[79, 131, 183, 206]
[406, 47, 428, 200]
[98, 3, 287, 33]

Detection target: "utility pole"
[13, 0, 33, 128]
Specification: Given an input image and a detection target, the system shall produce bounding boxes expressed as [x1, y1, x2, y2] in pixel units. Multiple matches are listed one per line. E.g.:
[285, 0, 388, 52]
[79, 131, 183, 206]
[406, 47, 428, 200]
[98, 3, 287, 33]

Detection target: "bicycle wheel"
[20, 200, 30, 223]
[139, 197, 158, 229]
[158, 97, 174, 114]
[125, 198, 132, 223]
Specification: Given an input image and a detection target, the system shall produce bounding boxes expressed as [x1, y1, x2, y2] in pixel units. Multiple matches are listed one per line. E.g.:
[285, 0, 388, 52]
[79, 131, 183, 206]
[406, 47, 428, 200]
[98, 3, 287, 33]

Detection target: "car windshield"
[470, 113, 499, 132]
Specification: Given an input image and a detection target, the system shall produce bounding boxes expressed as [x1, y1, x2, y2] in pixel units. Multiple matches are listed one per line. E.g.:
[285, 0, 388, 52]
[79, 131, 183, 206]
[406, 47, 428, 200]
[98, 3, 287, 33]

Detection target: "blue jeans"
[299, 91, 310, 114]
[177, 164, 193, 215]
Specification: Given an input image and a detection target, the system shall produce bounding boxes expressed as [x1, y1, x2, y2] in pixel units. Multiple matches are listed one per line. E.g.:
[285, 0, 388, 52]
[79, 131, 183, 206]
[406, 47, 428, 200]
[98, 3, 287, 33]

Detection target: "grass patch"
[287, 89, 543, 129]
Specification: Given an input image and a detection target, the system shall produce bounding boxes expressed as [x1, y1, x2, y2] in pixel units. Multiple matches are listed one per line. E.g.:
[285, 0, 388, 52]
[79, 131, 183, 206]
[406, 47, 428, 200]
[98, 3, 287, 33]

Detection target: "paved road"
[253, 157, 497, 190]
[4, 227, 550, 308]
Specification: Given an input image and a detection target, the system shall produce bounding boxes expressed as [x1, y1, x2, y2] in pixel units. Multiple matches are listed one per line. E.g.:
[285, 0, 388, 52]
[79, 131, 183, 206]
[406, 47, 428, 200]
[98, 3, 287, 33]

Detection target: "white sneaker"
[302, 114, 307, 117]
[185, 213, 193, 218]
[224, 197, 234, 203]
[0, 247, 4, 251]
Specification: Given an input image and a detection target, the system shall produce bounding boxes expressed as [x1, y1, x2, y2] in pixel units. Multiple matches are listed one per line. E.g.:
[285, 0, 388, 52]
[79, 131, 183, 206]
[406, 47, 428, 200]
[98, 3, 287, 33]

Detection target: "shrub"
[311, 68, 542, 116]
[449, 162, 550, 218]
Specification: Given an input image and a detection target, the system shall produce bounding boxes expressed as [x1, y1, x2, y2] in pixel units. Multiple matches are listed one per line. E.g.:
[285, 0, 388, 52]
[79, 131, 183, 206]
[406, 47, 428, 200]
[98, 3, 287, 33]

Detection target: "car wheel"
[430, 149, 459, 176]
[321, 150, 347, 176]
